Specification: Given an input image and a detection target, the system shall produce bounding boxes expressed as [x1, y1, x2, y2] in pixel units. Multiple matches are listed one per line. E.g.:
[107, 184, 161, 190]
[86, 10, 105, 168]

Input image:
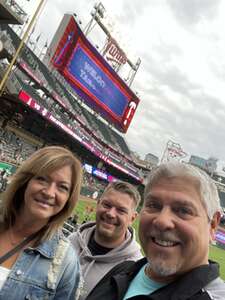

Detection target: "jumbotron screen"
[52, 15, 140, 133]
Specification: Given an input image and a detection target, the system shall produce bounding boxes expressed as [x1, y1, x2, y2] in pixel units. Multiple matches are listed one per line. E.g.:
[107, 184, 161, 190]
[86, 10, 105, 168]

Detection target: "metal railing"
[62, 221, 78, 237]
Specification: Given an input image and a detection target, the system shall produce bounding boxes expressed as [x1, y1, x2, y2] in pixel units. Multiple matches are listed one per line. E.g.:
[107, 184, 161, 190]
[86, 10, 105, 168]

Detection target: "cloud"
[22, 0, 225, 169]
[167, 0, 221, 26]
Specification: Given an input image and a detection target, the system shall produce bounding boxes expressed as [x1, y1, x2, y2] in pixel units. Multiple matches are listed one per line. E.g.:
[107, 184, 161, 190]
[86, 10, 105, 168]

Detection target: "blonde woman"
[0, 146, 82, 299]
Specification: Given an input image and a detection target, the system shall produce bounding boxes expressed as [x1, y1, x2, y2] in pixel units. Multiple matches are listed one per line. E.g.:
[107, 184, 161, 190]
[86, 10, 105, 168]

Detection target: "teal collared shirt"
[123, 263, 166, 299]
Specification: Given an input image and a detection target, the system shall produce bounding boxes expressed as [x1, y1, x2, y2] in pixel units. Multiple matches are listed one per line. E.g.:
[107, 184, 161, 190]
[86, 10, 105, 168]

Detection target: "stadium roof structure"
[0, 0, 27, 25]
[0, 24, 144, 183]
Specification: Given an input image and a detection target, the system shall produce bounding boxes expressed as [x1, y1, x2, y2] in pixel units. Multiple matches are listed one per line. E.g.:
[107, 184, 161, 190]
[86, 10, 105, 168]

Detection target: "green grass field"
[74, 197, 97, 223]
[74, 198, 225, 280]
[209, 245, 225, 280]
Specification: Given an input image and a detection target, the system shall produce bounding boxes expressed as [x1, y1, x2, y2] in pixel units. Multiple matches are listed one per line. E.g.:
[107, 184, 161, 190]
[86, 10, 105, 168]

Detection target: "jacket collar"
[112, 258, 147, 297]
[31, 231, 61, 258]
[113, 259, 220, 300]
[149, 260, 219, 300]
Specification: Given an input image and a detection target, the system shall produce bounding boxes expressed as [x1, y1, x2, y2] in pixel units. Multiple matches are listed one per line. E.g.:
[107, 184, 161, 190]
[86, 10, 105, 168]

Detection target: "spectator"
[0, 146, 83, 299]
[69, 180, 143, 300]
[86, 162, 225, 300]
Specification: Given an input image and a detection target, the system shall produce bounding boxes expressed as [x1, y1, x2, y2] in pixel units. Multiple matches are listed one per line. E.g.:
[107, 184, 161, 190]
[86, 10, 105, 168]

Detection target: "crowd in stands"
[0, 125, 39, 191]
[0, 125, 110, 197]
[0, 126, 38, 166]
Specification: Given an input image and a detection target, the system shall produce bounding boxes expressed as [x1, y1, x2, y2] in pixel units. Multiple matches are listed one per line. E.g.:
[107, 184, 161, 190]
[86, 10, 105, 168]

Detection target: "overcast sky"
[18, 0, 225, 169]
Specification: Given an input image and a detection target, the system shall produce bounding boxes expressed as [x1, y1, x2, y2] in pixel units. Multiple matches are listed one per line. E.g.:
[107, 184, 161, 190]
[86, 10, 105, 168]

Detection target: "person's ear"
[209, 212, 221, 243]
[130, 211, 138, 224]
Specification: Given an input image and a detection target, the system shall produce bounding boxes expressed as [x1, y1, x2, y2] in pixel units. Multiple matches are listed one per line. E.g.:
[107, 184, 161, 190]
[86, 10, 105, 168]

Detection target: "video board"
[83, 163, 117, 182]
[52, 15, 140, 133]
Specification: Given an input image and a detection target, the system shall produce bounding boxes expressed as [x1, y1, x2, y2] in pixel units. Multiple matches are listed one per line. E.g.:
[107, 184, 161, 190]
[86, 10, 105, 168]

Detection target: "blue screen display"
[67, 46, 128, 117]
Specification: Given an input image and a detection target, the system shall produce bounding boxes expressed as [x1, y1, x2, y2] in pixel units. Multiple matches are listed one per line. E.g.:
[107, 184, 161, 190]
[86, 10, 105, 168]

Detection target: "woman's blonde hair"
[1, 146, 82, 242]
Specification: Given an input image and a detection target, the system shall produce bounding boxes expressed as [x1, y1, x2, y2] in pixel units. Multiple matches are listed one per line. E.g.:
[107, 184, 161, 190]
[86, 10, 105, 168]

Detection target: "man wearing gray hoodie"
[69, 181, 143, 300]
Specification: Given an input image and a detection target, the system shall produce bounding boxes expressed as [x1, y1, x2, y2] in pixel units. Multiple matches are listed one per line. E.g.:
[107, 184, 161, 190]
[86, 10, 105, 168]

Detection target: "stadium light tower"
[0, 0, 47, 96]
[84, 2, 141, 88]
[84, 2, 106, 36]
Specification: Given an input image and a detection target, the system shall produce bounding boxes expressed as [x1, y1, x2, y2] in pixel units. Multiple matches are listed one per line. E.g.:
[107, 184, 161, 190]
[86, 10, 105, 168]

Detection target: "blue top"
[0, 231, 81, 300]
[123, 264, 166, 299]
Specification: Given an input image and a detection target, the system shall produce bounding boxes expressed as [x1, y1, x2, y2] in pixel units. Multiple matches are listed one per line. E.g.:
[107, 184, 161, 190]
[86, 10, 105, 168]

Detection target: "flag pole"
[0, 0, 47, 96]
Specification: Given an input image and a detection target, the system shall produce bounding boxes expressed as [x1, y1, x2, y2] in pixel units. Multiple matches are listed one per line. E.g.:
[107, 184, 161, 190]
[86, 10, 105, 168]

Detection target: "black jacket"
[86, 258, 225, 300]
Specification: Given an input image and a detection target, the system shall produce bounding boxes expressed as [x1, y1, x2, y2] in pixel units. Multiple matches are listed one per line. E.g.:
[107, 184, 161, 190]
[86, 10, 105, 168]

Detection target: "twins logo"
[104, 37, 127, 66]
[123, 101, 137, 126]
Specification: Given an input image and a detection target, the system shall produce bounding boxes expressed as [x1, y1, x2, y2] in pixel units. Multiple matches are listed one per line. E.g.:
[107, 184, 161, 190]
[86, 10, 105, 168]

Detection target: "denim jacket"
[0, 231, 81, 300]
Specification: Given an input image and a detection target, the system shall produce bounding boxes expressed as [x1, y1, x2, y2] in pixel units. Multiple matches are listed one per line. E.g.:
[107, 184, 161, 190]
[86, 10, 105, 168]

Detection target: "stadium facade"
[1, 2, 225, 211]
[0, 8, 151, 191]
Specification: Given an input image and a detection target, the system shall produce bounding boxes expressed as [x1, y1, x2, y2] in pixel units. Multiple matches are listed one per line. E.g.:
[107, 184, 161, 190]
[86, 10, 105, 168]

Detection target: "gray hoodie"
[69, 221, 143, 300]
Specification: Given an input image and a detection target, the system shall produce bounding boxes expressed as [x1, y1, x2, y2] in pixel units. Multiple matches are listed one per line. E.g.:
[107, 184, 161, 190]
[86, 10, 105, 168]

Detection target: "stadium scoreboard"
[51, 15, 140, 133]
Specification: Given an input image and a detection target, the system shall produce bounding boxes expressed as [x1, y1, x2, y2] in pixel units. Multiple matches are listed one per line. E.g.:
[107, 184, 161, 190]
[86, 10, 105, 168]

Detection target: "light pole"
[0, 0, 47, 96]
